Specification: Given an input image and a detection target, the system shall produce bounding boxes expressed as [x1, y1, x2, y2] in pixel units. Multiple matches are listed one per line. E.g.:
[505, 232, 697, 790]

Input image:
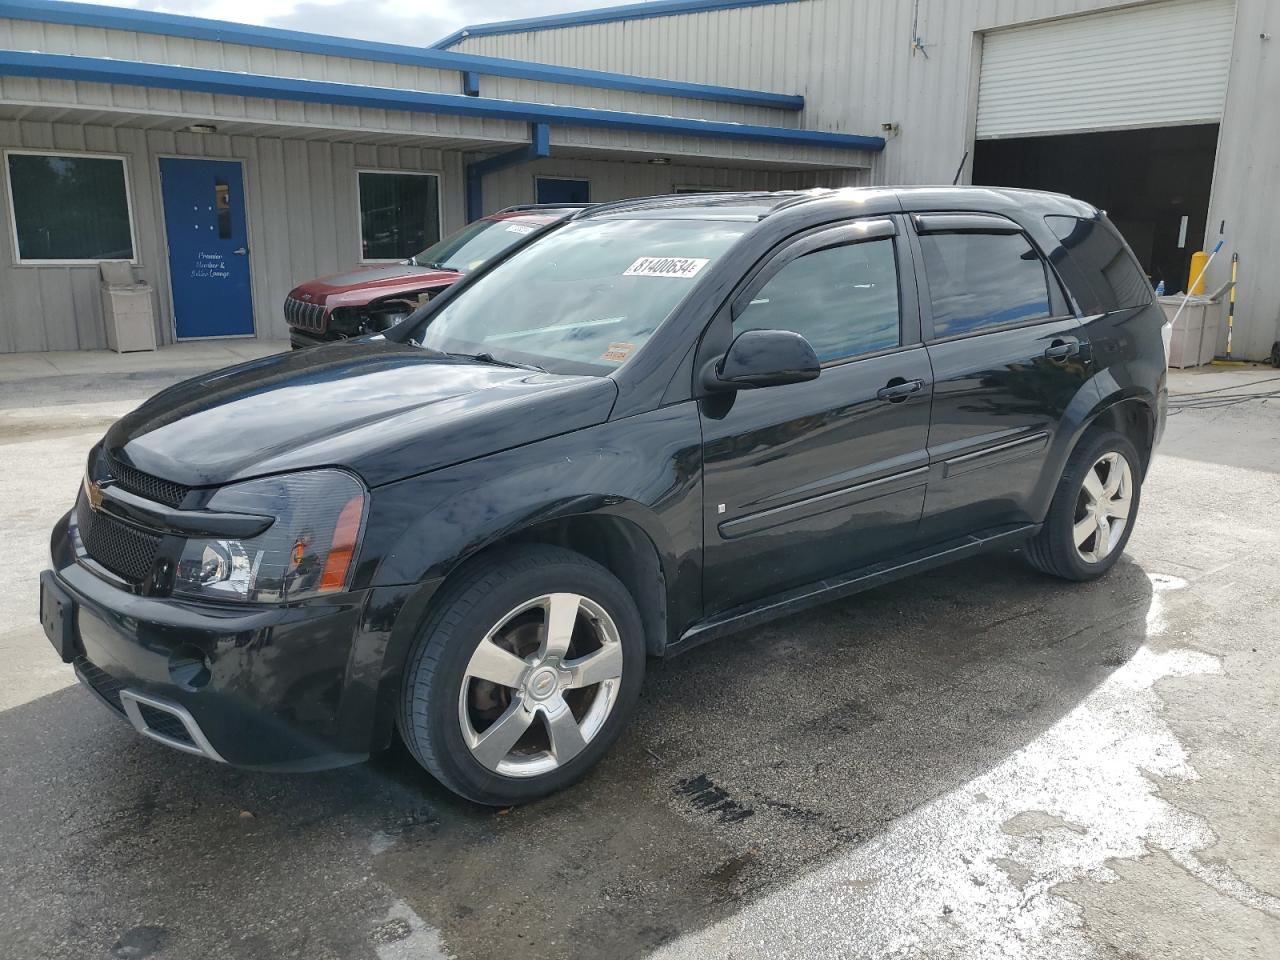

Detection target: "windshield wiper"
[448, 351, 546, 373]
[414, 259, 460, 271]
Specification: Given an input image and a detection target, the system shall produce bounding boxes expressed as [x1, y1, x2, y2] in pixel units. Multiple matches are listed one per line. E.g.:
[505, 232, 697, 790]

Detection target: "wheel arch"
[1080, 391, 1158, 478]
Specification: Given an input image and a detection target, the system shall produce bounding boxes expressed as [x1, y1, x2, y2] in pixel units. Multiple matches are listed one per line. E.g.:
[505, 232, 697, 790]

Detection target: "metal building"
[442, 0, 1280, 362]
[2, 0, 1276, 361]
[0, 0, 880, 353]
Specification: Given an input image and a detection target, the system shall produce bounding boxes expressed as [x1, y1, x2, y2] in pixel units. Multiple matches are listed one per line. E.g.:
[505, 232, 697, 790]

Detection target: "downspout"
[465, 122, 551, 222]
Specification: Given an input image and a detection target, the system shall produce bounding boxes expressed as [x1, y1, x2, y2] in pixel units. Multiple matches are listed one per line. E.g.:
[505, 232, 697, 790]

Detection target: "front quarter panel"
[364, 403, 705, 640]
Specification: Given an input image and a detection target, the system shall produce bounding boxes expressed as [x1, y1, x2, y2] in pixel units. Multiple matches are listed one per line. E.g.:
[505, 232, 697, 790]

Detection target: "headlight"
[173, 469, 367, 603]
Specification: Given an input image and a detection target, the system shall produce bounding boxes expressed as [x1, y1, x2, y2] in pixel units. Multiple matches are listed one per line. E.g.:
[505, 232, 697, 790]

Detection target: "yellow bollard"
[1187, 251, 1209, 295]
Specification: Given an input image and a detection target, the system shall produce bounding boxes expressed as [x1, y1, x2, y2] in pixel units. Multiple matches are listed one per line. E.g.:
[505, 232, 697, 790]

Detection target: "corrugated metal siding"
[0, 17, 798, 129]
[0, 119, 465, 353]
[452, 0, 1278, 357]
[976, 0, 1236, 138]
[480, 156, 865, 213]
[1203, 0, 1280, 358]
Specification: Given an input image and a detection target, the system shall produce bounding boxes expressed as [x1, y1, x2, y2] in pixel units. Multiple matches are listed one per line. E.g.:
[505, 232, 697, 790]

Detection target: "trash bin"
[99, 261, 157, 353]
[1159, 294, 1222, 369]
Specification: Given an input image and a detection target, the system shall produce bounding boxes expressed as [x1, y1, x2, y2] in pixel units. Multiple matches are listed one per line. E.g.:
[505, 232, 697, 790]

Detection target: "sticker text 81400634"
[623, 257, 710, 279]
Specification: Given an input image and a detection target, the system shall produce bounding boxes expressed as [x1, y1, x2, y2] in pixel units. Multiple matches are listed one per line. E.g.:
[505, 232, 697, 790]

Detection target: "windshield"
[410, 217, 545, 271]
[417, 218, 751, 375]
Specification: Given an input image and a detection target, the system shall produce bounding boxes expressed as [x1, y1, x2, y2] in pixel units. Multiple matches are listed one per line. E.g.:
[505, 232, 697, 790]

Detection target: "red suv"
[284, 204, 587, 348]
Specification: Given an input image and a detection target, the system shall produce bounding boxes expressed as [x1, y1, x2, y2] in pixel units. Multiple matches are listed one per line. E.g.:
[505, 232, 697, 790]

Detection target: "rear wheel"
[1024, 430, 1142, 581]
[398, 545, 645, 805]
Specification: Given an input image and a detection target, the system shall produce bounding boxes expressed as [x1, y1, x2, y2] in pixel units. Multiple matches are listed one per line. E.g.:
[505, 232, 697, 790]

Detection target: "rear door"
[909, 212, 1089, 543]
[699, 217, 933, 615]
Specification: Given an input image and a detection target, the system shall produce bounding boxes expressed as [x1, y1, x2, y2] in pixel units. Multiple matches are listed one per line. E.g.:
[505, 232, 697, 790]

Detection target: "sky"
[76, 0, 631, 47]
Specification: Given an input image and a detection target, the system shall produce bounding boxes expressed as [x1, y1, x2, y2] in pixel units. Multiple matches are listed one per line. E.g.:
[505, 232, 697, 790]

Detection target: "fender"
[362, 402, 704, 632]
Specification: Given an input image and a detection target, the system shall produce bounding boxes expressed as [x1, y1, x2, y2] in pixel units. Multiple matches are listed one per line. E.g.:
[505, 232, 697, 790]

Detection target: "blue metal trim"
[0, 0, 803, 111]
[432, 0, 800, 49]
[0, 52, 884, 151]
[466, 122, 551, 222]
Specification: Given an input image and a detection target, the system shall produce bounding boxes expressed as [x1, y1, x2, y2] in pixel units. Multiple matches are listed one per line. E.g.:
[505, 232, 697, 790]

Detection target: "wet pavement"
[1, 351, 1278, 959]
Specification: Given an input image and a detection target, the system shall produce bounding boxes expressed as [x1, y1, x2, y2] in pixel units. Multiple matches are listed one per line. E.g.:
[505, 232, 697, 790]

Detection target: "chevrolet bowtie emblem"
[84, 476, 104, 511]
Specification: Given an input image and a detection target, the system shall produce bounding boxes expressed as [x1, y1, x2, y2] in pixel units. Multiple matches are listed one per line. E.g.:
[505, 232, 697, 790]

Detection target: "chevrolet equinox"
[41, 188, 1167, 804]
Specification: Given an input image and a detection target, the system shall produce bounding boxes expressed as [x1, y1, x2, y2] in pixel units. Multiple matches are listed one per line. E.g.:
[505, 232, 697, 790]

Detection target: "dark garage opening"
[973, 124, 1220, 293]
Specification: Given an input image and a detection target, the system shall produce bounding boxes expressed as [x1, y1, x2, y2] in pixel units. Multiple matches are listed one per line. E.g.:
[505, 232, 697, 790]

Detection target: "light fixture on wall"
[185, 123, 218, 134]
[647, 157, 672, 165]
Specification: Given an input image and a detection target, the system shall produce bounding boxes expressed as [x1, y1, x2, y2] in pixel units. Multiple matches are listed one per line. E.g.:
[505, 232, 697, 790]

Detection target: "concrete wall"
[0, 119, 466, 352]
[454, 0, 1280, 359]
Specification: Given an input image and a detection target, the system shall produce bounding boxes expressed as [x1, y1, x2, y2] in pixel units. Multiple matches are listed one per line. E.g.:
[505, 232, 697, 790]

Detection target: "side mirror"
[703, 329, 821, 392]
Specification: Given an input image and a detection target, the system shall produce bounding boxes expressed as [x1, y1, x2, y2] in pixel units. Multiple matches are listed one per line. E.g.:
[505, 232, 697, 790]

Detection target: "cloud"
[73, 0, 630, 47]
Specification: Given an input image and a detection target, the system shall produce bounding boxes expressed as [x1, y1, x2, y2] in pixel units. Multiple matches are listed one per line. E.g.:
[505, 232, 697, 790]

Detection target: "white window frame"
[4, 148, 140, 266]
[354, 168, 443, 264]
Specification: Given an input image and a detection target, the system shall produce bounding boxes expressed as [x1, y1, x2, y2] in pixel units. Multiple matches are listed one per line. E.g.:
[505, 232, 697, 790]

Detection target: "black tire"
[398, 544, 646, 805]
[1023, 429, 1142, 582]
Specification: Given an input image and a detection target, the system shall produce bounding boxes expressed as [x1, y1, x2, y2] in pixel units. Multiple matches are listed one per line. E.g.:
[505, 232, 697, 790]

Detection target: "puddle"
[650, 582, 1243, 958]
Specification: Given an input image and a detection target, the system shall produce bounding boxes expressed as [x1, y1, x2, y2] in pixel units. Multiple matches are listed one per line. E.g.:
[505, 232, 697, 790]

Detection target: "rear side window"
[919, 232, 1051, 338]
[734, 238, 900, 362]
[1045, 215, 1152, 314]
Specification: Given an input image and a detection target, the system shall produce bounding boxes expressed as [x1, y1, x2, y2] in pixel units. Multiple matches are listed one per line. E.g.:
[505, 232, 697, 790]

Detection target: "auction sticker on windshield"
[623, 257, 709, 279]
[506, 223, 537, 235]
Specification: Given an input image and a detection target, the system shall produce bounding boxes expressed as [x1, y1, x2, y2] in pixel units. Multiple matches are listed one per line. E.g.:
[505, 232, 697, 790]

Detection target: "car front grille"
[284, 296, 328, 333]
[104, 451, 189, 508]
[74, 655, 126, 714]
[76, 490, 163, 584]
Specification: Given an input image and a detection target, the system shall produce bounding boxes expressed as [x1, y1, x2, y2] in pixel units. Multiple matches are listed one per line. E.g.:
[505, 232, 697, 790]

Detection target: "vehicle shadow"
[0, 552, 1154, 960]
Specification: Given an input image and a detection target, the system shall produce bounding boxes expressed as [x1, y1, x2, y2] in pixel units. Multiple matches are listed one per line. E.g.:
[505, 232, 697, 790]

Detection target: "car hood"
[288, 264, 460, 308]
[102, 341, 618, 489]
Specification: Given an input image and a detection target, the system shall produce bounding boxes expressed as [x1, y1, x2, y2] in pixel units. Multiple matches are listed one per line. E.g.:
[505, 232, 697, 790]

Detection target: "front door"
[159, 158, 254, 339]
[699, 218, 933, 616]
[535, 177, 589, 205]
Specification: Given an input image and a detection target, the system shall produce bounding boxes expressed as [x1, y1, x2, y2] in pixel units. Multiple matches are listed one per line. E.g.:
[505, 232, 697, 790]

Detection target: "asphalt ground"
[1, 348, 1277, 960]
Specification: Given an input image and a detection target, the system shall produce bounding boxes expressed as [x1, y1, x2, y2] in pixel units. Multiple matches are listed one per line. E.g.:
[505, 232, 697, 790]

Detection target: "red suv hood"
[287, 263, 459, 310]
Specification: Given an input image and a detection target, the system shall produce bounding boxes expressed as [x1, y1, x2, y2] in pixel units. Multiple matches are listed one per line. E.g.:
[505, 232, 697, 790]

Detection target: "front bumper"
[288, 326, 333, 350]
[46, 511, 422, 771]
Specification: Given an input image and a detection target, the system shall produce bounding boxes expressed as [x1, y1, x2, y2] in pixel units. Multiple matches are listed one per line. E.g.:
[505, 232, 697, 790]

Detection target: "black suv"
[41, 188, 1167, 804]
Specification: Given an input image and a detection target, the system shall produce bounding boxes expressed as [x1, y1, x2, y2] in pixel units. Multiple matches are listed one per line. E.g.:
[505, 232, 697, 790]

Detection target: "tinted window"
[6, 153, 134, 261]
[919, 232, 1051, 338]
[1045, 215, 1152, 314]
[358, 172, 440, 261]
[734, 238, 900, 362]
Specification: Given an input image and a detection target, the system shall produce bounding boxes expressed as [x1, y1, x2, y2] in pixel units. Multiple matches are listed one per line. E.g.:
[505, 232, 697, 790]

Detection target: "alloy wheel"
[457, 592, 624, 778]
[1073, 451, 1133, 564]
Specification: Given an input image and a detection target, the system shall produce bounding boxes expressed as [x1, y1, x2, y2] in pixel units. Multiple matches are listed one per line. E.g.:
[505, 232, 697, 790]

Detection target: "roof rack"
[496, 203, 597, 213]
[575, 189, 828, 219]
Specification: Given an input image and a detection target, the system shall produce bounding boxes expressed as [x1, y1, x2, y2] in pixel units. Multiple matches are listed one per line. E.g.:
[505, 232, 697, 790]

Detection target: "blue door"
[535, 177, 590, 205]
[159, 158, 254, 338]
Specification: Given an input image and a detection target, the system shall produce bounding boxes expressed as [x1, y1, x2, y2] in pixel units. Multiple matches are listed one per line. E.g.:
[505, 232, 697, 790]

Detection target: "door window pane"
[6, 153, 134, 261]
[735, 238, 900, 362]
[1045, 215, 1152, 314]
[919, 232, 1051, 338]
[358, 172, 440, 260]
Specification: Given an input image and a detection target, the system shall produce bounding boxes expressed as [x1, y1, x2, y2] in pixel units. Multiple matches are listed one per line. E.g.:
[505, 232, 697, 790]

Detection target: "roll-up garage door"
[976, 0, 1236, 139]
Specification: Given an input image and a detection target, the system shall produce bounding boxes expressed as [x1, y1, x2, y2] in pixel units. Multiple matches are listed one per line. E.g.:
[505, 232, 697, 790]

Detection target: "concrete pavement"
[0, 346, 1277, 959]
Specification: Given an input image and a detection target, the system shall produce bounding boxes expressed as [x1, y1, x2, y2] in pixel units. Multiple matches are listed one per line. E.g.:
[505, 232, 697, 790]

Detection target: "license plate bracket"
[39, 570, 77, 663]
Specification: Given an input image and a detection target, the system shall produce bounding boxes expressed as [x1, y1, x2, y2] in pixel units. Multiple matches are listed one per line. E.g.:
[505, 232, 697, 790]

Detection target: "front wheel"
[1024, 430, 1142, 581]
[398, 545, 646, 805]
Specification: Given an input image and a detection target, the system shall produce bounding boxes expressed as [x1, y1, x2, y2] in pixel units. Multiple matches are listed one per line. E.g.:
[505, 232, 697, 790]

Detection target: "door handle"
[232, 247, 248, 256]
[1044, 337, 1080, 360]
[876, 377, 925, 402]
